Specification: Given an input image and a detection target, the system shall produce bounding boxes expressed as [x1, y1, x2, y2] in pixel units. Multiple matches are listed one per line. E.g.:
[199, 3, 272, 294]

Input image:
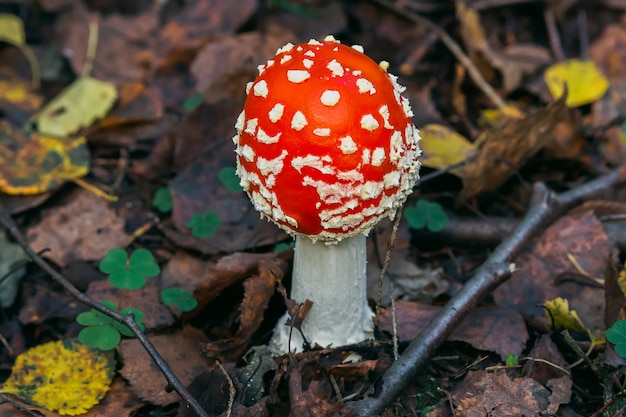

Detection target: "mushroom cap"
[234, 36, 421, 243]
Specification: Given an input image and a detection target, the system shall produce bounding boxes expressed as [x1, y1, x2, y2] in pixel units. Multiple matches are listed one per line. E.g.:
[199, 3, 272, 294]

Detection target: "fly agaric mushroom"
[233, 35, 421, 353]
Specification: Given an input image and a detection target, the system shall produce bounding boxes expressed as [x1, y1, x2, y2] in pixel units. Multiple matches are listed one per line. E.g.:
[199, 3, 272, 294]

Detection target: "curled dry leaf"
[459, 96, 577, 201]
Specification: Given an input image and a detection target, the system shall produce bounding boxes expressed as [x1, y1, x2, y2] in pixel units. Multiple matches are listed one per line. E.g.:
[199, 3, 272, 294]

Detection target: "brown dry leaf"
[522, 334, 569, 385]
[590, 23, 626, 81]
[452, 370, 562, 416]
[18, 283, 85, 325]
[97, 81, 163, 129]
[288, 362, 350, 417]
[191, 30, 294, 105]
[86, 278, 175, 332]
[157, 0, 257, 61]
[459, 96, 574, 201]
[191, 252, 281, 314]
[119, 329, 210, 406]
[87, 377, 145, 417]
[379, 301, 528, 360]
[455, 2, 551, 93]
[494, 211, 613, 330]
[592, 79, 626, 128]
[204, 258, 284, 362]
[160, 250, 214, 293]
[27, 188, 129, 267]
[60, 3, 160, 86]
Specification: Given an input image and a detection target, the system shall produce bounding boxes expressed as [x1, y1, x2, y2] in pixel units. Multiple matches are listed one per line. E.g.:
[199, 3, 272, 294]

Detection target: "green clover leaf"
[405, 200, 448, 232]
[114, 307, 145, 336]
[77, 300, 119, 350]
[218, 167, 243, 192]
[152, 185, 173, 213]
[99, 248, 160, 290]
[187, 211, 221, 238]
[161, 288, 198, 312]
[607, 320, 626, 358]
[78, 325, 121, 351]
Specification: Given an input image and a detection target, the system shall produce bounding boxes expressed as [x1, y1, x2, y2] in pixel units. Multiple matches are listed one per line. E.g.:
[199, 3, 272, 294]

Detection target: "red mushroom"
[234, 35, 421, 352]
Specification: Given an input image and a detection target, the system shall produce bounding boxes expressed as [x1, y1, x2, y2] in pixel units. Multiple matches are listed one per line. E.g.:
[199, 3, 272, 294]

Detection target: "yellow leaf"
[0, 14, 25, 46]
[2, 339, 115, 415]
[544, 297, 587, 333]
[31, 76, 118, 137]
[544, 59, 609, 107]
[0, 121, 90, 195]
[617, 261, 626, 296]
[479, 104, 525, 127]
[418, 124, 477, 176]
[0, 79, 43, 112]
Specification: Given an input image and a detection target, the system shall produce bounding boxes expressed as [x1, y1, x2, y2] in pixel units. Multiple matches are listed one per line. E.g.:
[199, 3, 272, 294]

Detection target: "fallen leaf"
[590, 23, 626, 81]
[459, 96, 575, 201]
[118, 330, 210, 406]
[456, 3, 551, 93]
[0, 14, 25, 45]
[452, 370, 561, 416]
[494, 211, 613, 330]
[418, 124, 477, 176]
[379, 301, 528, 360]
[544, 297, 598, 342]
[522, 334, 569, 385]
[30, 76, 118, 137]
[27, 188, 129, 267]
[0, 78, 43, 123]
[544, 59, 609, 107]
[2, 339, 115, 415]
[204, 258, 284, 362]
[0, 121, 89, 195]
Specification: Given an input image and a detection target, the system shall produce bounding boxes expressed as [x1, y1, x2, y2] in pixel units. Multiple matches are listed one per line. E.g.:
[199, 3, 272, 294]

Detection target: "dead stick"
[348, 167, 626, 416]
[370, 0, 508, 110]
[0, 212, 210, 417]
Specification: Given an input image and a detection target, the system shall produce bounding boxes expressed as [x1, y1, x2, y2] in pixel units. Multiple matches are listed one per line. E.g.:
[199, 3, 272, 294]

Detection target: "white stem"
[270, 234, 374, 353]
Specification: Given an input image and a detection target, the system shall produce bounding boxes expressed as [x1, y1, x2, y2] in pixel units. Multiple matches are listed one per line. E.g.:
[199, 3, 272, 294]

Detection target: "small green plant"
[78, 247, 198, 350]
[152, 185, 173, 213]
[273, 241, 295, 253]
[187, 211, 221, 238]
[505, 353, 519, 366]
[183, 91, 204, 111]
[607, 320, 626, 358]
[77, 300, 144, 350]
[161, 288, 197, 312]
[219, 167, 244, 192]
[99, 248, 160, 290]
[405, 200, 448, 232]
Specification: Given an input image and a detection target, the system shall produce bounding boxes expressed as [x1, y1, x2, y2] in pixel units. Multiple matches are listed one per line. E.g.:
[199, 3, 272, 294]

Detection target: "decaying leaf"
[2, 339, 115, 415]
[544, 59, 609, 107]
[418, 124, 477, 176]
[119, 330, 210, 406]
[459, 96, 575, 201]
[456, 2, 551, 93]
[494, 211, 613, 330]
[379, 301, 528, 360]
[452, 370, 570, 416]
[30, 76, 117, 137]
[0, 78, 43, 117]
[544, 297, 590, 335]
[0, 121, 90, 195]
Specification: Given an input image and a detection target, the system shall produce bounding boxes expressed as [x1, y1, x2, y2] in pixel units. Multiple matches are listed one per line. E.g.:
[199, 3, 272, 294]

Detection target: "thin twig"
[370, 0, 508, 110]
[348, 167, 626, 416]
[0, 211, 210, 417]
[375, 211, 403, 324]
[216, 360, 235, 417]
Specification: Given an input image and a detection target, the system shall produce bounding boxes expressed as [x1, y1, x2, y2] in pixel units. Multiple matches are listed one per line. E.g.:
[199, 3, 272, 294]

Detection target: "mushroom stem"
[270, 234, 374, 353]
